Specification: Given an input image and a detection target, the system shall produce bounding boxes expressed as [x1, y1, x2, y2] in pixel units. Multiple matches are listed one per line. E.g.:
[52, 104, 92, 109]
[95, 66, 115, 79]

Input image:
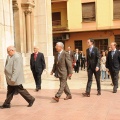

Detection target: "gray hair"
[56, 42, 64, 48]
[7, 46, 16, 51]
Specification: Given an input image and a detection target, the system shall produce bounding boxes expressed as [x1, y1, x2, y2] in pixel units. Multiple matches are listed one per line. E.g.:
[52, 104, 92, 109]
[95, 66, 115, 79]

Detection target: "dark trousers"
[3, 85, 34, 106]
[55, 77, 71, 98]
[86, 68, 101, 93]
[81, 61, 85, 70]
[109, 70, 119, 91]
[32, 71, 42, 89]
[74, 60, 80, 73]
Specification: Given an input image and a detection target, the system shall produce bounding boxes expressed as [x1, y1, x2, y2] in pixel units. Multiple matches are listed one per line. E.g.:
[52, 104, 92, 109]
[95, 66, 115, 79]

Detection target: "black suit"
[106, 50, 120, 91]
[74, 53, 81, 73]
[30, 52, 46, 89]
[86, 47, 101, 93]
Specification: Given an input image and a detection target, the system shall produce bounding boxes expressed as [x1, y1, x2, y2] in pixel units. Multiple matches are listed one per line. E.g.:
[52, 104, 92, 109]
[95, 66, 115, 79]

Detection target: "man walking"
[0, 46, 35, 109]
[106, 42, 120, 93]
[82, 39, 101, 97]
[74, 48, 81, 73]
[30, 46, 46, 91]
[51, 42, 72, 102]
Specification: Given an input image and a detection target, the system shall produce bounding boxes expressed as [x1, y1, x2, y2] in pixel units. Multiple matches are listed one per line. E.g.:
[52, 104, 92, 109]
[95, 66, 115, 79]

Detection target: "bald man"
[30, 46, 46, 91]
[0, 46, 35, 109]
[106, 42, 120, 93]
[51, 42, 73, 102]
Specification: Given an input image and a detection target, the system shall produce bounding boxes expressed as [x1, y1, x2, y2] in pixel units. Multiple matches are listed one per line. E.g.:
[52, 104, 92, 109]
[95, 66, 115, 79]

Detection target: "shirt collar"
[59, 50, 63, 54]
[112, 49, 116, 52]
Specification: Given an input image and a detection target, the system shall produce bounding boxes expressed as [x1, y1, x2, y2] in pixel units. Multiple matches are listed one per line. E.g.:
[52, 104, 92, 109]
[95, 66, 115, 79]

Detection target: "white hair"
[56, 42, 64, 48]
[7, 46, 16, 51]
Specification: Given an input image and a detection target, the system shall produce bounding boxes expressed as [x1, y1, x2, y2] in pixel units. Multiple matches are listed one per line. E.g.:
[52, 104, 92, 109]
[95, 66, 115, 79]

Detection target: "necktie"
[58, 53, 60, 60]
[34, 53, 37, 61]
[89, 47, 92, 53]
[111, 51, 115, 58]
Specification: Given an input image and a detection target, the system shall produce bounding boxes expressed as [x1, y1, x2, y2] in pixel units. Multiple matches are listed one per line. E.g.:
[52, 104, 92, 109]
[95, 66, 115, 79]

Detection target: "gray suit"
[2, 53, 34, 107]
[52, 50, 72, 98]
[5, 53, 24, 86]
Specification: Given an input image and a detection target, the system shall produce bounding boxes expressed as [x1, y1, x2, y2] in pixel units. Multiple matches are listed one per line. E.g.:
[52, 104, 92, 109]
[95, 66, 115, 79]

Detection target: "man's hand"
[68, 74, 72, 80]
[50, 71, 53, 75]
[11, 80, 15, 85]
[95, 67, 99, 72]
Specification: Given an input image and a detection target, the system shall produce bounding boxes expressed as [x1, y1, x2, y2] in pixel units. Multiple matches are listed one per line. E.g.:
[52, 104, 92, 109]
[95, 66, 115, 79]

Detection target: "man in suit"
[74, 48, 81, 73]
[51, 42, 73, 102]
[106, 42, 120, 93]
[0, 46, 35, 109]
[30, 46, 46, 91]
[67, 46, 75, 63]
[82, 39, 101, 97]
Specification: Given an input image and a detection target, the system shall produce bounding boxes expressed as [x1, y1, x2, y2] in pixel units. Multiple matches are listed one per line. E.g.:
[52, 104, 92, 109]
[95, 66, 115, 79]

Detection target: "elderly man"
[30, 46, 46, 91]
[51, 42, 73, 102]
[106, 42, 120, 93]
[0, 46, 35, 109]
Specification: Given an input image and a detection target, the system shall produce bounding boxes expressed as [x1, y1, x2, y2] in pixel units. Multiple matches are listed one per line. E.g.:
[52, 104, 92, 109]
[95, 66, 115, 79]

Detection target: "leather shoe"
[64, 95, 72, 100]
[27, 98, 35, 107]
[36, 88, 41, 91]
[52, 97, 59, 102]
[97, 91, 101, 95]
[113, 90, 117, 93]
[0, 105, 11, 109]
[82, 92, 90, 97]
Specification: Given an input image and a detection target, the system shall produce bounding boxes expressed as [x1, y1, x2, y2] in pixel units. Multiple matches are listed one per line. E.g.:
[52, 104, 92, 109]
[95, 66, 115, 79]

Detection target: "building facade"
[52, 0, 120, 54]
[0, 0, 54, 88]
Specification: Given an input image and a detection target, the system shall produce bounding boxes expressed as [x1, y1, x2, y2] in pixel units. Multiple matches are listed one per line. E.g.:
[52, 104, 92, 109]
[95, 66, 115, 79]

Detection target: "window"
[94, 39, 108, 51]
[115, 35, 120, 49]
[74, 40, 82, 51]
[113, 0, 120, 19]
[52, 12, 61, 26]
[82, 2, 96, 22]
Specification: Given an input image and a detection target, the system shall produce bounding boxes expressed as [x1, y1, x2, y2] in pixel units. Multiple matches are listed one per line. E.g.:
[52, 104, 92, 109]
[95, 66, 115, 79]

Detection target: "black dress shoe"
[27, 98, 35, 107]
[0, 105, 11, 109]
[97, 91, 101, 95]
[113, 90, 117, 93]
[82, 92, 90, 97]
[36, 88, 41, 91]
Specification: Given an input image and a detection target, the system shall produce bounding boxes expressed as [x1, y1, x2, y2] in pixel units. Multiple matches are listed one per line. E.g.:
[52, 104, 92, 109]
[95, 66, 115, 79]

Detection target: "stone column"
[24, 9, 32, 53]
[34, 0, 54, 73]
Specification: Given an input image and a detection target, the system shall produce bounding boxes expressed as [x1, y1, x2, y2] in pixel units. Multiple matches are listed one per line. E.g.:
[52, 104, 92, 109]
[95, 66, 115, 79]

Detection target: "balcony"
[51, 0, 67, 3]
[52, 20, 68, 32]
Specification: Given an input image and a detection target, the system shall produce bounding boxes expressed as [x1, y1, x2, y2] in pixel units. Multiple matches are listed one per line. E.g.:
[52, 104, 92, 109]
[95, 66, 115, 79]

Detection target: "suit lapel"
[58, 51, 64, 62]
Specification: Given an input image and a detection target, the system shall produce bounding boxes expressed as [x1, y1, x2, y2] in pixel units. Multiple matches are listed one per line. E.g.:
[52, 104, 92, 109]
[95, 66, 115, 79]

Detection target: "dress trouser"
[55, 77, 71, 98]
[32, 71, 42, 89]
[109, 70, 119, 91]
[74, 60, 80, 73]
[81, 61, 85, 70]
[3, 85, 34, 106]
[86, 68, 101, 93]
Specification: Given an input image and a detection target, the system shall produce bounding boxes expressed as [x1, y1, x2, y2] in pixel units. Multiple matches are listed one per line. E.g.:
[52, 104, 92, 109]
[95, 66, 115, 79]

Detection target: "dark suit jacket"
[30, 52, 46, 73]
[52, 51, 72, 78]
[106, 50, 120, 71]
[86, 47, 100, 70]
[74, 53, 81, 66]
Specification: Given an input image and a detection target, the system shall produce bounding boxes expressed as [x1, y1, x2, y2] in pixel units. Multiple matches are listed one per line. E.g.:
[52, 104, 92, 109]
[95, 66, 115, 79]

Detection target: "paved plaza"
[0, 70, 120, 120]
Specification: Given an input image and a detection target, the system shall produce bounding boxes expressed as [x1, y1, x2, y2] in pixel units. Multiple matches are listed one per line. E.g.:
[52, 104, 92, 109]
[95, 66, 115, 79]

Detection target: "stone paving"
[0, 70, 120, 120]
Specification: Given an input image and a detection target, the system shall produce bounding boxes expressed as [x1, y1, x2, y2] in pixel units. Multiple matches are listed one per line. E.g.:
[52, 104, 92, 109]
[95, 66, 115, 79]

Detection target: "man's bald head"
[7, 46, 16, 56]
